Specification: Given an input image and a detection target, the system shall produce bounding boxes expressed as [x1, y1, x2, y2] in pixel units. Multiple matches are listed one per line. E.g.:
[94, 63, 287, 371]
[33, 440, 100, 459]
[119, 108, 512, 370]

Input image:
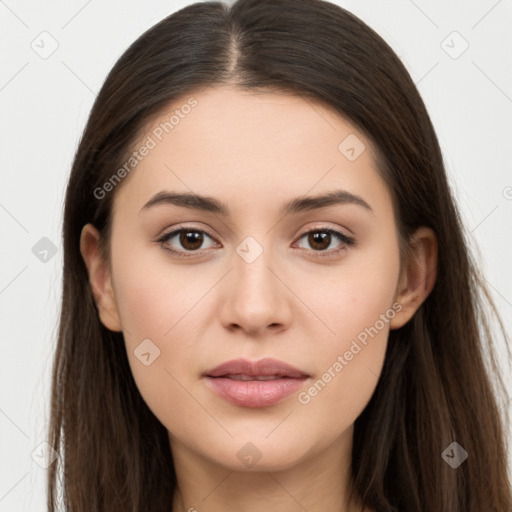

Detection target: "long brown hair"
[48, 0, 512, 510]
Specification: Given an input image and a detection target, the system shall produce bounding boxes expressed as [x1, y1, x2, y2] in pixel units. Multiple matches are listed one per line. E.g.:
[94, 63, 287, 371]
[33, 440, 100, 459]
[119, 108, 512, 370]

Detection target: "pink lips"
[203, 358, 309, 408]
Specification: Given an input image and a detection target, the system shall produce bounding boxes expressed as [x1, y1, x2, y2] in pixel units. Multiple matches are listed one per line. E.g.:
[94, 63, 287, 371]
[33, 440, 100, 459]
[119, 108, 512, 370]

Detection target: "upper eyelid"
[159, 225, 217, 242]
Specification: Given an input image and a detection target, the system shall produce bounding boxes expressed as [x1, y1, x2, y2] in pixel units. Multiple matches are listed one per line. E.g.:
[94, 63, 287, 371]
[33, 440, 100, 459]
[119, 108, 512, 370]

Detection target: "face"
[82, 85, 432, 473]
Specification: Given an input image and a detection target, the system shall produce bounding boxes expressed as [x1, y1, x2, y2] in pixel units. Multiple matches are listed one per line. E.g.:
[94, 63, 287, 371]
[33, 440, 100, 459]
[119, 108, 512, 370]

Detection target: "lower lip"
[205, 376, 307, 408]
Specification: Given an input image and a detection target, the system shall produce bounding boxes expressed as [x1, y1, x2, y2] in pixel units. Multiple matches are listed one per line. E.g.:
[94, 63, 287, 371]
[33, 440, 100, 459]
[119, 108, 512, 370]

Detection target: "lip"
[203, 358, 309, 408]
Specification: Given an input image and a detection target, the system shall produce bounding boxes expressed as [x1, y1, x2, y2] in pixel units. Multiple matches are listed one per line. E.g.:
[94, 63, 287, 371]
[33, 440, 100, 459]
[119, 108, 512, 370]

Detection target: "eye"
[293, 227, 356, 257]
[157, 227, 218, 257]
[156, 225, 356, 259]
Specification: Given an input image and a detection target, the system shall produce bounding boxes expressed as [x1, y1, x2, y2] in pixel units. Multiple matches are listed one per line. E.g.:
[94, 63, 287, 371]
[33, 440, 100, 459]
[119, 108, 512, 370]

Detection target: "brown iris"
[307, 231, 331, 251]
[179, 231, 204, 251]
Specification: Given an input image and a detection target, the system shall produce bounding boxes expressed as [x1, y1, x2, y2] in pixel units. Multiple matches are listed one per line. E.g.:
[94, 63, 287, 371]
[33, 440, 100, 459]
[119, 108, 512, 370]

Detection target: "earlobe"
[390, 226, 438, 330]
[79, 223, 123, 332]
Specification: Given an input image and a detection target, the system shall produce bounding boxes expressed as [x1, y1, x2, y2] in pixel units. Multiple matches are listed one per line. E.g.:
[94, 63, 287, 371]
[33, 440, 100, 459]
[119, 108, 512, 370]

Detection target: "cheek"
[109, 244, 215, 407]
[295, 286, 394, 439]
[294, 235, 400, 419]
[299, 230, 400, 348]
[111, 238, 217, 340]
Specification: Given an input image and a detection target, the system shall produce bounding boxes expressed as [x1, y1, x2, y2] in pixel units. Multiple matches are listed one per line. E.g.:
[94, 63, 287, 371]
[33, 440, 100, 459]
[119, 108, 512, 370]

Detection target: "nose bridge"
[234, 233, 279, 307]
[219, 233, 292, 334]
[236, 236, 274, 296]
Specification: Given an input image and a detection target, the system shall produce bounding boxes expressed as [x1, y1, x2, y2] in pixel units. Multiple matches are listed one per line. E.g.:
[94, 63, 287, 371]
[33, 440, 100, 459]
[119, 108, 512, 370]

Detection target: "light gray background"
[1, 0, 511, 510]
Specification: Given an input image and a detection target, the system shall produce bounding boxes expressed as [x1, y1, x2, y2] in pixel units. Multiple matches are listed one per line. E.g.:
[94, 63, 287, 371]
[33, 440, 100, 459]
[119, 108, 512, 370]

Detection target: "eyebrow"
[139, 189, 373, 216]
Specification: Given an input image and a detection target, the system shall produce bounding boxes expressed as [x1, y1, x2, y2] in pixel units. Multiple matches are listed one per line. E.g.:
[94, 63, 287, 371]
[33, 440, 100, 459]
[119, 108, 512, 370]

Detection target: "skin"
[80, 85, 437, 512]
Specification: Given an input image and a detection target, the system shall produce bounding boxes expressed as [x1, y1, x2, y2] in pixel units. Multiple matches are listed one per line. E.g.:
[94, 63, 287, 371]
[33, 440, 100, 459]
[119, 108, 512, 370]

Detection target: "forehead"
[111, 85, 390, 220]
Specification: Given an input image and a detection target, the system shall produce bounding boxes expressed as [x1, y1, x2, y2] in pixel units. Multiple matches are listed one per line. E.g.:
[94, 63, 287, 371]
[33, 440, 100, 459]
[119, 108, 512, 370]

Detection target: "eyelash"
[156, 226, 356, 259]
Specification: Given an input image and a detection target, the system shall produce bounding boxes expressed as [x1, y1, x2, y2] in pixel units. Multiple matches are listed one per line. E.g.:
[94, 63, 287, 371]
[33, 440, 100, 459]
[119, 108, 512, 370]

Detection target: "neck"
[169, 426, 366, 512]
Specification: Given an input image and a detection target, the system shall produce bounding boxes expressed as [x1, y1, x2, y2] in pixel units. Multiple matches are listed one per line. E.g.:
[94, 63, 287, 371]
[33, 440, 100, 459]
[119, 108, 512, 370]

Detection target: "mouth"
[203, 358, 309, 408]
[216, 374, 296, 381]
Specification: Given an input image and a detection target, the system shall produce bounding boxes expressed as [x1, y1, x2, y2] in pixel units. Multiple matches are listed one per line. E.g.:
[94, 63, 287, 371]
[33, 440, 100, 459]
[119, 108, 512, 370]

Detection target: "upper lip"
[204, 358, 309, 378]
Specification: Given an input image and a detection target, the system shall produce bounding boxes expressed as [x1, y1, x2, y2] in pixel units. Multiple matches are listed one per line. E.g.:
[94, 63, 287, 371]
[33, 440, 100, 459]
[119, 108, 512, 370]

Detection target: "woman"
[48, 0, 512, 510]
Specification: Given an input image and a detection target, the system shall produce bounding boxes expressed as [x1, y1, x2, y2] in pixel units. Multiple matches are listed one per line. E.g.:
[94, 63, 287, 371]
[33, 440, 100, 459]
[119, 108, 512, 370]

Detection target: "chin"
[200, 436, 311, 473]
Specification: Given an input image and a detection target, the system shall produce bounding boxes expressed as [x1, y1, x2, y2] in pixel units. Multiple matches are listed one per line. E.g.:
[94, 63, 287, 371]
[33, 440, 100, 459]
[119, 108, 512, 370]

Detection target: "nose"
[218, 243, 293, 337]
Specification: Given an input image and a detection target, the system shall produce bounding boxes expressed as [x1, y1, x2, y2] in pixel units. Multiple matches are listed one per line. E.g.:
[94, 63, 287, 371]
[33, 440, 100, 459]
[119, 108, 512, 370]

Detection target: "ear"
[79, 223, 122, 332]
[390, 226, 438, 330]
